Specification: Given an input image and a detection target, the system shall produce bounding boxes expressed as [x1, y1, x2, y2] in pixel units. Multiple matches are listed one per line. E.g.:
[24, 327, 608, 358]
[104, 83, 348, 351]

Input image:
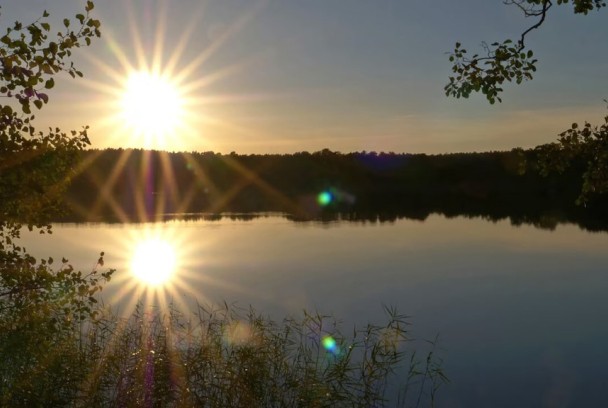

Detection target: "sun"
[131, 237, 177, 286]
[120, 70, 185, 147]
[77, 1, 275, 152]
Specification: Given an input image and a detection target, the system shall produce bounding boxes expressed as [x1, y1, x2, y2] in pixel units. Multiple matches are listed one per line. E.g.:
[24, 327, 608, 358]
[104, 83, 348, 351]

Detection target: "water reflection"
[131, 237, 177, 286]
[95, 224, 205, 314]
[18, 214, 608, 406]
[57, 204, 608, 233]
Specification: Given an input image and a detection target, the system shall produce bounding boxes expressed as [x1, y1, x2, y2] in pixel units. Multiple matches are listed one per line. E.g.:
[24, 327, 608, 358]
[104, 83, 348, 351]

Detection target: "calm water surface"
[22, 214, 608, 407]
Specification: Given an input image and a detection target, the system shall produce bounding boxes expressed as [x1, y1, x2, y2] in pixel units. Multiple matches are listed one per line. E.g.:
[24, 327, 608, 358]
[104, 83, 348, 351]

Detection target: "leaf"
[45, 78, 54, 89]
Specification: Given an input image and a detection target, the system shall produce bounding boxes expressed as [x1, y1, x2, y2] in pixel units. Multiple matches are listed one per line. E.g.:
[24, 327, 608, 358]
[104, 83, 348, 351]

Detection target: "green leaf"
[0, 105, 12, 117]
[45, 78, 54, 89]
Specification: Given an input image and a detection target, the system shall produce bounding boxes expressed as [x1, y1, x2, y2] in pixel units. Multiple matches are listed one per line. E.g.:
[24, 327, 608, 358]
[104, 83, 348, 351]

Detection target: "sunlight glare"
[120, 70, 184, 144]
[131, 238, 177, 286]
[79, 1, 277, 152]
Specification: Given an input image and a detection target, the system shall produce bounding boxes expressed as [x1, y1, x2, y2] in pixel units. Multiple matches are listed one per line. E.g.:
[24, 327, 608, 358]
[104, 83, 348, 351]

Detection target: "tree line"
[60, 147, 608, 231]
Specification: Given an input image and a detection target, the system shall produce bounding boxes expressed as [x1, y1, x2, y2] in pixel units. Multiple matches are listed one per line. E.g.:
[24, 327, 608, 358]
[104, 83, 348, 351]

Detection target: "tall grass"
[75, 303, 447, 407]
[0, 302, 447, 407]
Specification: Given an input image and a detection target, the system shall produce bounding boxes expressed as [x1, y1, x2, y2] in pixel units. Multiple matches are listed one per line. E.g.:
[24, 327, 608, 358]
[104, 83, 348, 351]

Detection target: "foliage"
[0, 308, 88, 407]
[0, 3, 115, 403]
[536, 109, 608, 204]
[0, 1, 99, 225]
[446, 0, 608, 203]
[70, 303, 447, 408]
[445, 0, 606, 104]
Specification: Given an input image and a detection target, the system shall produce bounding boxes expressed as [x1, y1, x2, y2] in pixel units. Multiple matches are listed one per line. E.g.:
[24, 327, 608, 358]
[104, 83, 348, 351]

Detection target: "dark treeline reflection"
[60, 148, 608, 231]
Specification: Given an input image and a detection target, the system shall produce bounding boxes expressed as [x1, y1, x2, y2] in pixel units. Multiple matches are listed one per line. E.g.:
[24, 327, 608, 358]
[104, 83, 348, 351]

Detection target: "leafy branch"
[445, 0, 606, 103]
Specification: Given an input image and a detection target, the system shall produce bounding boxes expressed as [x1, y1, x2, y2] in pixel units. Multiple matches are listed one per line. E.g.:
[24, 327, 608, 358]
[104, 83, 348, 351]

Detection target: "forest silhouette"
[61, 148, 608, 231]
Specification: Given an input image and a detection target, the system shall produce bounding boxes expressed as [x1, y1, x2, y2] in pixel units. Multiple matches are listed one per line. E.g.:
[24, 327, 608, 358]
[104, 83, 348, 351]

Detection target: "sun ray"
[158, 151, 180, 212]
[163, 3, 209, 77]
[170, 152, 224, 215]
[169, 0, 268, 86]
[176, 57, 260, 95]
[69, 0, 285, 156]
[91, 149, 133, 219]
[169, 13, 247, 85]
[103, 36, 137, 78]
[56, 0, 320, 322]
[189, 92, 287, 105]
[151, 0, 168, 75]
[125, 0, 150, 72]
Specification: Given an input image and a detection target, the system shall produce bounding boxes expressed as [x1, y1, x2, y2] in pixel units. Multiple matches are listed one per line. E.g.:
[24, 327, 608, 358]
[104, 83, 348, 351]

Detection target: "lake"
[22, 213, 608, 407]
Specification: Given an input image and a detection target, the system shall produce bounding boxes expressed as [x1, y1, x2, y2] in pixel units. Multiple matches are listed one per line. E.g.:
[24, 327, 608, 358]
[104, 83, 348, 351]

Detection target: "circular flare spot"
[322, 335, 338, 354]
[317, 191, 333, 206]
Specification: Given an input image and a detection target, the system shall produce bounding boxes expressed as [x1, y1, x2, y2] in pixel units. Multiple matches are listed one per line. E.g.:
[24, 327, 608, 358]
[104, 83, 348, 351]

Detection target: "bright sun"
[120, 70, 184, 146]
[131, 238, 177, 286]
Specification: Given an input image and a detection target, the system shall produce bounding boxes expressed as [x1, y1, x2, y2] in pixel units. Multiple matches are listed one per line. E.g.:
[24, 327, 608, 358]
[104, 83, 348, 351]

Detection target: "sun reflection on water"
[105, 224, 200, 314]
[131, 237, 176, 286]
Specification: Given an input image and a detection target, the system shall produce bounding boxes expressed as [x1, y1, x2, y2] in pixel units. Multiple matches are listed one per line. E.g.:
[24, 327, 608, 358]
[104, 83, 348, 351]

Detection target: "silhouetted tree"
[445, 0, 607, 202]
[0, 4, 114, 404]
[445, 0, 605, 104]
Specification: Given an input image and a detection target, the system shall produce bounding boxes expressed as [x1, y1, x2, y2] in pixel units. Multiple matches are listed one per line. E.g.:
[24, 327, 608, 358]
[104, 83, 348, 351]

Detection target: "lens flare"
[322, 335, 339, 355]
[317, 191, 333, 206]
[223, 321, 255, 346]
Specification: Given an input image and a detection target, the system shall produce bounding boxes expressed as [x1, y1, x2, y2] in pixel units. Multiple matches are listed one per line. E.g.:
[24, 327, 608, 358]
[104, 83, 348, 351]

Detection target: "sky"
[4, 0, 608, 154]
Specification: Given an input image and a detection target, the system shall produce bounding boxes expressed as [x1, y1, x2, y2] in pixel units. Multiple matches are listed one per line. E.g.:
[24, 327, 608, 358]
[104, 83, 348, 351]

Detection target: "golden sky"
[6, 0, 608, 154]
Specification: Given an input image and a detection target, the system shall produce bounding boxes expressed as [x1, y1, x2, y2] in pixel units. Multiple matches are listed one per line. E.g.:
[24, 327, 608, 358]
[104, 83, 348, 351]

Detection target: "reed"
[1, 301, 447, 407]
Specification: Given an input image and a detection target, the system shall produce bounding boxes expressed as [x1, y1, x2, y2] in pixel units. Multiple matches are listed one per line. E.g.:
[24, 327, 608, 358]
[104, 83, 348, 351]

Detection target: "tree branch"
[516, 0, 552, 50]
